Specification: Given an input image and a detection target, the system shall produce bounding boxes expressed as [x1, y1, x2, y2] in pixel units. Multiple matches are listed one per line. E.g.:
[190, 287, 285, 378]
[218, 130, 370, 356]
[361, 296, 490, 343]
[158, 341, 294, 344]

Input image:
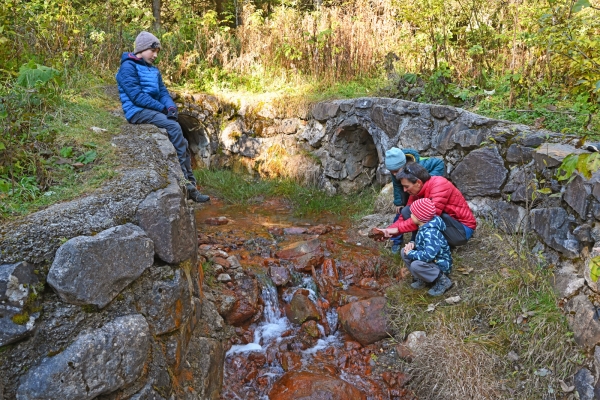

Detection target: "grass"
[385, 222, 581, 399]
[0, 84, 123, 220]
[194, 167, 378, 220]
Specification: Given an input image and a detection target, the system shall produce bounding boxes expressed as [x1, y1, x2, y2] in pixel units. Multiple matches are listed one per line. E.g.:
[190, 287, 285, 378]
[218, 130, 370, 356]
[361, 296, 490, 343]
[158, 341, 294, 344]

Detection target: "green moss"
[11, 312, 30, 325]
[81, 304, 97, 313]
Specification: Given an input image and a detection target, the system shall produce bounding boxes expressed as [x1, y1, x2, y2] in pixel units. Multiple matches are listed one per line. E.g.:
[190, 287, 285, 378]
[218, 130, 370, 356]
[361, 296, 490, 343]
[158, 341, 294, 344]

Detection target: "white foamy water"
[226, 284, 290, 356]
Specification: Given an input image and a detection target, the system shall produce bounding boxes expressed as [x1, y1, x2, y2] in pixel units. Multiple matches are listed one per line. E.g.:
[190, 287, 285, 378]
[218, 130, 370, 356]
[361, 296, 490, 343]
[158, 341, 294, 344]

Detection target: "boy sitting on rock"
[401, 198, 453, 296]
[116, 31, 209, 203]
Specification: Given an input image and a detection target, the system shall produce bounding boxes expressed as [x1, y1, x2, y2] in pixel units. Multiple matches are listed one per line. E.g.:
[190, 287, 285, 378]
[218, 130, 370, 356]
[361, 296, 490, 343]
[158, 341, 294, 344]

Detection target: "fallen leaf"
[90, 126, 107, 133]
[559, 380, 574, 393]
[546, 104, 558, 111]
[534, 368, 551, 377]
[445, 295, 461, 305]
[500, 268, 511, 278]
[426, 303, 437, 312]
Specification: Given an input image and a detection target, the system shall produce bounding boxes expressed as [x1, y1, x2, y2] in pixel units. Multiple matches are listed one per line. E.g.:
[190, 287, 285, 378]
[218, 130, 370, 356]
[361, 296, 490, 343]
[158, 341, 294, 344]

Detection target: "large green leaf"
[590, 256, 600, 282]
[17, 61, 60, 88]
[572, 0, 591, 12]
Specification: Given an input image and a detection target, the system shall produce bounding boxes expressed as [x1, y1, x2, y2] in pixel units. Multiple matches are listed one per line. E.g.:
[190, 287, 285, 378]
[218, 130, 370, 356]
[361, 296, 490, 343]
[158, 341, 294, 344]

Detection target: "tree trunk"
[152, 0, 161, 31]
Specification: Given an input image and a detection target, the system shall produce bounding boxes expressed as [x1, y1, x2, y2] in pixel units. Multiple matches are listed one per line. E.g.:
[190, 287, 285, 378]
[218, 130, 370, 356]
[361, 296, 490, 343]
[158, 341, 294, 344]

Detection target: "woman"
[376, 162, 476, 247]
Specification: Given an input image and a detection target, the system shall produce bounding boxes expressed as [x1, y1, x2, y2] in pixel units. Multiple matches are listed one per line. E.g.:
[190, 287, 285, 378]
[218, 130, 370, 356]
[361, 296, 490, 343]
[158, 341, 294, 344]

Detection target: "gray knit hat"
[134, 31, 161, 54]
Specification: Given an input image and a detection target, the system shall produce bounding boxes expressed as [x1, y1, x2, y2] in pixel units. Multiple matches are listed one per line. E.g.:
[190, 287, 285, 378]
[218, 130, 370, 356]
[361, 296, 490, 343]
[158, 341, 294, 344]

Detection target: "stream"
[195, 198, 415, 399]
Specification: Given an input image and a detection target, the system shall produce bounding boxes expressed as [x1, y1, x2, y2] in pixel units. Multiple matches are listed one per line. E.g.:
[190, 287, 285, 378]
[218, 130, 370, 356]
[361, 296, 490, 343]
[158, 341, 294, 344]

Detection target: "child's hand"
[403, 242, 415, 254]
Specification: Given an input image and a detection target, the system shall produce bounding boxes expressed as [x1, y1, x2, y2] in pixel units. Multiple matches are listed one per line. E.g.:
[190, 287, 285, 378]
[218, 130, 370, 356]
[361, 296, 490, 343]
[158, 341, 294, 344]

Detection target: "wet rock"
[136, 269, 193, 335]
[225, 277, 259, 326]
[269, 371, 366, 399]
[285, 290, 320, 325]
[278, 351, 302, 371]
[565, 294, 600, 347]
[302, 320, 321, 338]
[451, 147, 507, 198]
[506, 144, 535, 164]
[47, 223, 154, 308]
[337, 286, 380, 306]
[270, 266, 290, 286]
[322, 258, 338, 280]
[275, 238, 324, 272]
[284, 227, 308, 235]
[530, 207, 579, 258]
[533, 143, 588, 170]
[136, 180, 196, 264]
[574, 368, 595, 400]
[17, 314, 150, 399]
[338, 296, 389, 346]
[0, 261, 42, 346]
[204, 216, 229, 225]
[564, 174, 591, 218]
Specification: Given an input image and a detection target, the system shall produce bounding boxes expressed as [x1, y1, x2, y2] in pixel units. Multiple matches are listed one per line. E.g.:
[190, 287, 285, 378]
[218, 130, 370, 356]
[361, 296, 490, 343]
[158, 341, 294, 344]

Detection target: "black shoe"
[187, 187, 210, 203]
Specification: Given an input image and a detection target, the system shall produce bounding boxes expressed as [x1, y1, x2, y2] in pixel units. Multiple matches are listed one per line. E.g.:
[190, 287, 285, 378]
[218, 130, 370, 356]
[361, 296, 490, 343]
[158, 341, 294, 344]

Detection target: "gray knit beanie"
[134, 31, 161, 54]
[385, 147, 407, 171]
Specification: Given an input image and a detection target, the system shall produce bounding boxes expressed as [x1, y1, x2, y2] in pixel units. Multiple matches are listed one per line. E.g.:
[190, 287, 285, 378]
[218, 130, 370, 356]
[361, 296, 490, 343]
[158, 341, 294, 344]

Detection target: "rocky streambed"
[194, 198, 416, 399]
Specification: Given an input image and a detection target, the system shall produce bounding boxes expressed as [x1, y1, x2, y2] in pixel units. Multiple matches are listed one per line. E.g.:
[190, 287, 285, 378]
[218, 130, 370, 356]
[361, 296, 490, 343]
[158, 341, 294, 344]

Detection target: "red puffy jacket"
[388, 176, 477, 233]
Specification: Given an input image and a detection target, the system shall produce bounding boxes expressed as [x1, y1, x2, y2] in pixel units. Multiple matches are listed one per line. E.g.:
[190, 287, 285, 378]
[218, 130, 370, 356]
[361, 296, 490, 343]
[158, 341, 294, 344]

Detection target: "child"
[116, 31, 209, 203]
[384, 147, 445, 253]
[401, 198, 453, 296]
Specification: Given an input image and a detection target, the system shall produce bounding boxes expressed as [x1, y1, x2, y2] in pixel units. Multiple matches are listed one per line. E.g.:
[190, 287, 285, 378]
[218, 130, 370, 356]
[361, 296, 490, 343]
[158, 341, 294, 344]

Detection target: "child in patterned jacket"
[401, 197, 453, 296]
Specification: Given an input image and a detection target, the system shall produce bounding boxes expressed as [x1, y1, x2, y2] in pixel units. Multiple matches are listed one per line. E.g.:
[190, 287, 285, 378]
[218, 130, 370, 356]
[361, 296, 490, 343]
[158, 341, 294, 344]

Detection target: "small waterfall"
[226, 280, 290, 356]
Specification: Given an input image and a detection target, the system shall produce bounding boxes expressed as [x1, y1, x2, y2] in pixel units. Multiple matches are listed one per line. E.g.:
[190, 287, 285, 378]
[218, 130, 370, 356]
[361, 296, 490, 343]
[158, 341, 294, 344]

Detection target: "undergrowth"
[386, 222, 581, 399]
[194, 167, 378, 220]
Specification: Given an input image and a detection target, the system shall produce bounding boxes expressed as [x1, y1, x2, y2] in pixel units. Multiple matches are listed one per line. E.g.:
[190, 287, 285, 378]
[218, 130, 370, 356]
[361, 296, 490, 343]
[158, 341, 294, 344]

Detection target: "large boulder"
[338, 296, 389, 345]
[269, 371, 366, 400]
[47, 223, 154, 308]
[450, 147, 507, 198]
[0, 261, 42, 346]
[16, 314, 150, 399]
[136, 268, 194, 335]
[530, 208, 579, 258]
[136, 180, 197, 264]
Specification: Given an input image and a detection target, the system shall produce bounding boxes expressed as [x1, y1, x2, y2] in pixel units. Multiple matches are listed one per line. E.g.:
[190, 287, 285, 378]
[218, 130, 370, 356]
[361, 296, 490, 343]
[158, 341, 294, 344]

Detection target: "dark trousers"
[130, 109, 196, 186]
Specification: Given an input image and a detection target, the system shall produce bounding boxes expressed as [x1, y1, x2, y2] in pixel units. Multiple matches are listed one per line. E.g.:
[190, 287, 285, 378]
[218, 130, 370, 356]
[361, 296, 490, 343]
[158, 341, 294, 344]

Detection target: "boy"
[116, 31, 209, 203]
[401, 198, 453, 296]
[384, 147, 445, 253]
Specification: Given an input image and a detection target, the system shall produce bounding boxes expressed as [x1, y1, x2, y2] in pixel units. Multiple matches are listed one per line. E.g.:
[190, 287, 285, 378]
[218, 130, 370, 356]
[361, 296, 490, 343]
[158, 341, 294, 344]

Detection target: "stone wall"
[172, 94, 600, 351]
[0, 125, 230, 399]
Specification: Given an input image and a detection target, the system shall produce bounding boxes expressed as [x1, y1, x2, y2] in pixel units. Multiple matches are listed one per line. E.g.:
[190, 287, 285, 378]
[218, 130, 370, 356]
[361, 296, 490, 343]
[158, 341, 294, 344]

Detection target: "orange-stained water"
[194, 198, 414, 400]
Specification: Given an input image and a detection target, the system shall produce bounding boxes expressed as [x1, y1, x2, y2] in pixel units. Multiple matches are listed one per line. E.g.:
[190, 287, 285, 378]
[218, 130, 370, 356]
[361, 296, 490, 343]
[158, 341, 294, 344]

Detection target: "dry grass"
[386, 222, 581, 399]
[409, 329, 504, 399]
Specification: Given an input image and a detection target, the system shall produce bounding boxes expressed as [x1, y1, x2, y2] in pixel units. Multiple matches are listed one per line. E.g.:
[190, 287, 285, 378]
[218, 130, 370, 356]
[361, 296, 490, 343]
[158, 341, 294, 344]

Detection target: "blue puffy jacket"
[115, 52, 176, 121]
[406, 216, 452, 273]
[391, 149, 445, 207]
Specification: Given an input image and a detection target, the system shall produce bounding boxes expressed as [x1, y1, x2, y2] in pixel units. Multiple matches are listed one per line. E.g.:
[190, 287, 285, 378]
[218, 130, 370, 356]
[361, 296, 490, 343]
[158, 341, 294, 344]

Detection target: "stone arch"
[324, 124, 379, 194]
[178, 114, 212, 168]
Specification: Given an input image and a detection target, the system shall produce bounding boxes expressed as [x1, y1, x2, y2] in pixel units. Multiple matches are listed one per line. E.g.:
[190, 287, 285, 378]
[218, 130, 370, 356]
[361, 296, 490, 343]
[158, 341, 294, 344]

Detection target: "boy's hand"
[403, 242, 415, 254]
[167, 106, 178, 120]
